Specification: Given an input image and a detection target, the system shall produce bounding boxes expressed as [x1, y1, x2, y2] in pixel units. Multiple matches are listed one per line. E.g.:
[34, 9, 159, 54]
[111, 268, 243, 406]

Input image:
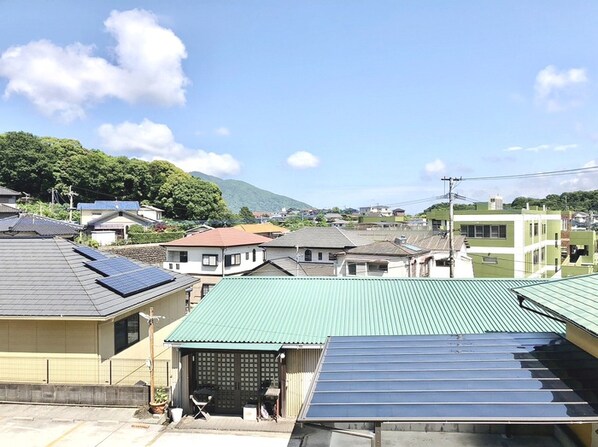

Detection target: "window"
[368, 263, 388, 273]
[201, 284, 215, 298]
[318, 252, 323, 261]
[482, 256, 498, 264]
[541, 247, 546, 262]
[305, 249, 312, 262]
[225, 253, 241, 266]
[347, 263, 357, 275]
[435, 258, 450, 267]
[534, 223, 539, 236]
[168, 251, 188, 262]
[328, 252, 337, 261]
[461, 225, 506, 239]
[542, 223, 546, 235]
[245, 252, 250, 260]
[252, 249, 256, 262]
[114, 314, 139, 354]
[532, 249, 539, 266]
[202, 254, 218, 266]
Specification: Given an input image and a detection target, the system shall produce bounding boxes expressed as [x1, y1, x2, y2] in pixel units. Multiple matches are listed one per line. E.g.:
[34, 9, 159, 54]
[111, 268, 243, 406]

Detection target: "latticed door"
[239, 353, 260, 407]
[215, 352, 237, 413]
[194, 351, 280, 414]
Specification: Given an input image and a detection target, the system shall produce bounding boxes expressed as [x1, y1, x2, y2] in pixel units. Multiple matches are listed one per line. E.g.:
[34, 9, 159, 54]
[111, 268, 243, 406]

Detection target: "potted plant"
[149, 386, 169, 414]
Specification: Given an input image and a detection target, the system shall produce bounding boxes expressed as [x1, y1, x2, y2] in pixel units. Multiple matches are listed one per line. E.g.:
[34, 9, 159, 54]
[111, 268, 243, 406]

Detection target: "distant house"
[0, 186, 20, 206]
[165, 276, 562, 418]
[161, 228, 271, 302]
[359, 205, 392, 216]
[0, 214, 82, 239]
[0, 238, 197, 404]
[77, 200, 141, 225]
[138, 204, 164, 221]
[0, 203, 19, 219]
[77, 201, 158, 245]
[346, 229, 474, 278]
[233, 222, 288, 239]
[260, 227, 371, 264]
[336, 239, 431, 278]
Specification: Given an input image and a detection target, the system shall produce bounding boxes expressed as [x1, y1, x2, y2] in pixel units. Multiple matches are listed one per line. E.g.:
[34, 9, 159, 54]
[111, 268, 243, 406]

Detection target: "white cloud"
[214, 127, 231, 136]
[287, 151, 320, 169]
[98, 119, 185, 157]
[424, 159, 446, 176]
[559, 160, 598, 189]
[554, 144, 578, 152]
[526, 144, 550, 152]
[98, 119, 240, 177]
[0, 9, 188, 121]
[503, 143, 577, 152]
[534, 65, 588, 112]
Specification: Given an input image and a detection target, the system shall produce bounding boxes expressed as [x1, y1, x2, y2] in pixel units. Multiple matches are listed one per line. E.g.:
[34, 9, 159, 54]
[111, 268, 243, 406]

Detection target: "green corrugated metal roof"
[166, 277, 563, 345]
[512, 273, 598, 336]
[178, 343, 282, 351]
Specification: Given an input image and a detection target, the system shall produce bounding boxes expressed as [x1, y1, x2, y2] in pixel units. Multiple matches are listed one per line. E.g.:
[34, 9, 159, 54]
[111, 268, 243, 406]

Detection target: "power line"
[461, 165, 598, 182]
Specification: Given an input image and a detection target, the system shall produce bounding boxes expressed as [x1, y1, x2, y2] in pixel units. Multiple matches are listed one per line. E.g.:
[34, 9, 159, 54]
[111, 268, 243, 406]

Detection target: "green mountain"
[190, 172, 312, 213]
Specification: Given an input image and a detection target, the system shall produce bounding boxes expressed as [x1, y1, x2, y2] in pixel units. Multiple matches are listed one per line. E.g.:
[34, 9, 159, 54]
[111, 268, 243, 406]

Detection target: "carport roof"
[299, 332, 598, 424]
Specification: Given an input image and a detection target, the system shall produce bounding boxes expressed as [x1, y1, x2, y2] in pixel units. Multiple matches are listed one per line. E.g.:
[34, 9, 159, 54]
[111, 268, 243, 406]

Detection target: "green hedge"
[128, 231, 185, 244]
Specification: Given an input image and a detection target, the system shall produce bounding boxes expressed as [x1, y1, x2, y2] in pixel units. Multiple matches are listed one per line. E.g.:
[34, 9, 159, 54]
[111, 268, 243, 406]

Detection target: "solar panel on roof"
[97, 267, 174, 297]
[85, 258, 140, 276]
[74, 246, 108, 261]
[298, 333, 598, 424]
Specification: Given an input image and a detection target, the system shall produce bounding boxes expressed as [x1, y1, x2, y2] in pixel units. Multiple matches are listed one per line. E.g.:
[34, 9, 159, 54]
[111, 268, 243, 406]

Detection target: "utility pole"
[67, 186, 78, 222]
[442, 177, 462, 278]
[140, 307, 164, 404]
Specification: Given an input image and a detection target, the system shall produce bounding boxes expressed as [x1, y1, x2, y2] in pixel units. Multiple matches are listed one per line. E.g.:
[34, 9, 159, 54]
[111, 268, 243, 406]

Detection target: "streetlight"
[139, 307, 165, 405]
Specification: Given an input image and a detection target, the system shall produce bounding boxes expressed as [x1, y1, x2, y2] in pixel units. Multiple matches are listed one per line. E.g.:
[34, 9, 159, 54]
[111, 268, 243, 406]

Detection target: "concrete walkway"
[0, 403, 571, 447]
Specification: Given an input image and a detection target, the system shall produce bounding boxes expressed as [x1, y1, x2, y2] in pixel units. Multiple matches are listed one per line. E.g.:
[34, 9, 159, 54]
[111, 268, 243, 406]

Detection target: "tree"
[156, 173, 230, 220]
[238, 206, 256, 223]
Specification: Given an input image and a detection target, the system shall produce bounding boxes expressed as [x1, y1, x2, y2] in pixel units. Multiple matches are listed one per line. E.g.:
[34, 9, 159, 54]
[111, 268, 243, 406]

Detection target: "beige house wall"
[0, 290, 187, 388]
[285, 348, 322, 418]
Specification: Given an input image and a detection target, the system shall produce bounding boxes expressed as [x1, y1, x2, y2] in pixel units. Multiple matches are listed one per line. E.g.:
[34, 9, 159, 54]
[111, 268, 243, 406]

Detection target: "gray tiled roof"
[0, 238, 197, 318]
[0, 214, 82, 237]
[0, 203, 19, 216]
[269, 257, 335, 276]
[261, 227, 371, 249]
[347, 229, 466, 251]
[0, 186, 20, 196]
[346, 240, 430, 256]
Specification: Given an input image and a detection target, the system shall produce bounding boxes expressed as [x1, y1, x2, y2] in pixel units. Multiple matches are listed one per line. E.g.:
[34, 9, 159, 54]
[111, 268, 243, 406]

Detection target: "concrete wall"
[0, 383, 149, 406]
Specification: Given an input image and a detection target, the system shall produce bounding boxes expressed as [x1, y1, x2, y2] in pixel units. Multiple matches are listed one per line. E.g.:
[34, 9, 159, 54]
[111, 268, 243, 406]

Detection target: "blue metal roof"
[77, 201, 140, 211]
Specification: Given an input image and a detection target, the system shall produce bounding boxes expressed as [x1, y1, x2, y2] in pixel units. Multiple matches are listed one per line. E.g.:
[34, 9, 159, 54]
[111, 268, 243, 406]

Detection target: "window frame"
[202, 254, 218, 266]
[114, 313, 140, 354]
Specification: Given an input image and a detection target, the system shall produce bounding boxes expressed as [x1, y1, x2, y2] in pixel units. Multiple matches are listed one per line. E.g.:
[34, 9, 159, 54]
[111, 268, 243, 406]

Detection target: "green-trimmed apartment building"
[428, 198, 562, 278]
[561, 230, 598, 277]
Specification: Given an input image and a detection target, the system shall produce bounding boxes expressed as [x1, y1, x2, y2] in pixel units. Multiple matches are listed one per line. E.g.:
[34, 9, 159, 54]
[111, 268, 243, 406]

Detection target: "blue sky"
[1, 1, 597, 214]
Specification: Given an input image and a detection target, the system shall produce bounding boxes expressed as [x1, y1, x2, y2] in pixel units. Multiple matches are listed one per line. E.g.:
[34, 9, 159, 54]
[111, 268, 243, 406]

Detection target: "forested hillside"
[424, 191, 598, 214]
[0, 132, 229, 220]
[191, 172, 311, 213]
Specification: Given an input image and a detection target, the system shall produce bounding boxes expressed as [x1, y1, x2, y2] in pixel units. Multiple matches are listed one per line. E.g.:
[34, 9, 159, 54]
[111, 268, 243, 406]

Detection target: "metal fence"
[0, 356, 171, 386]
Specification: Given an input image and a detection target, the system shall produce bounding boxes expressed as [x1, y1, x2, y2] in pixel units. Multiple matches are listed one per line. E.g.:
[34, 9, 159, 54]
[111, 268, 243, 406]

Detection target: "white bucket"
[170, 408, 183, 423]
